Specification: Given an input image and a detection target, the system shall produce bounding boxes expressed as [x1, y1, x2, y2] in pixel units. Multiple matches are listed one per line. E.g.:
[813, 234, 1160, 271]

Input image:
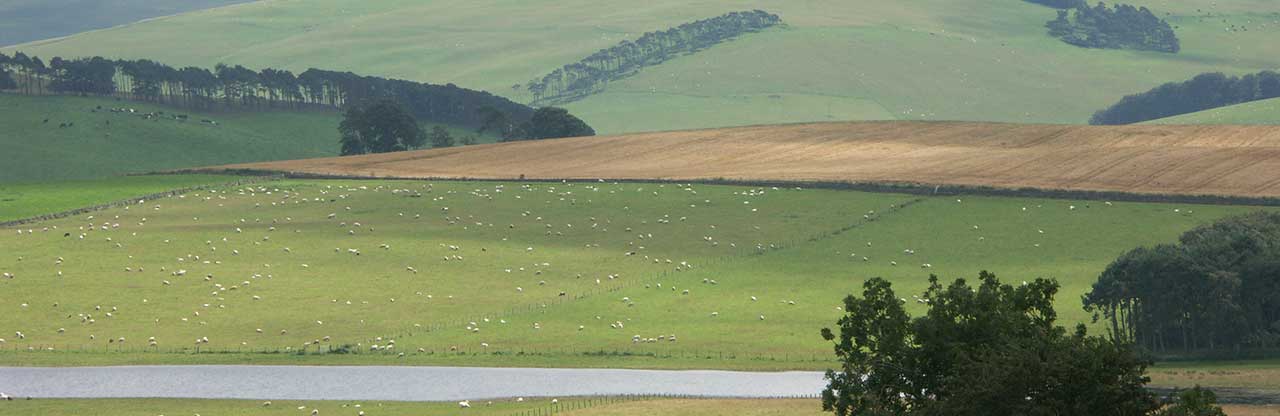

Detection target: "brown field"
[214, 121, 1280, 198]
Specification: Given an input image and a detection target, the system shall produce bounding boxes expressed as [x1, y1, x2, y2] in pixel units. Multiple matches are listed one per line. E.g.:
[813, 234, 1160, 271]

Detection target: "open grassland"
[0, 94, 492, 183]
[0, 398, 824, 416]
[0, 174, 247, 223]
[0, 0, 253, 47]
[0, 178, 1271, 373]
[0, 94, 339, 182]
[220, 121, 1280, 198]
[6, 0, 1278, 133]
[1148, 97, 1280, 125]
[0, 399, 1274, 416]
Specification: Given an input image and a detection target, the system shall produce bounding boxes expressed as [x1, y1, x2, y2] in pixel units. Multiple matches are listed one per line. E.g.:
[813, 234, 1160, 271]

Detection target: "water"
[0, 366, 827, 401]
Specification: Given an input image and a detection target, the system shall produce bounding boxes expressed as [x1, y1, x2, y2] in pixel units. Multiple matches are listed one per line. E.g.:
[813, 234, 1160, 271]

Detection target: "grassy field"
[1148, 97, 1280, 125]
[0, 398, 829, 416]
[0, 177, 1271, 372]
[0, 174, 247, 223]
[0, 94, 496, 182]
[0, 398, 1273, 416]
[0, 0, 253, 47]
[5, 0, 1278, 134]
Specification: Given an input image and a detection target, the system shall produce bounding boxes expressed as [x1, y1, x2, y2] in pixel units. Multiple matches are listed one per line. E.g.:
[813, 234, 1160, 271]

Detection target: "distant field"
[1, 177, 1270, 372]
[0, 174, 245, 223]
[6, 0, 1278, 133]
[1148, 97, 1280, 125]
[217, 121, 1280, 199]
[0, 0, 254, 47]
[0, 398, 826, 416]
[0, 94, 493, 182]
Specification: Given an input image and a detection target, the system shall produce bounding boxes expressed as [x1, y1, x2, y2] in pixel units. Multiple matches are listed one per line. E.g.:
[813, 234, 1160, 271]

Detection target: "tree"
[338, 99, 425, 155]
[821, 272, 1159, 416]
[429, 126, 455, 148]
[519, 107, 596, 140]
[1155, 386, 1226, 416]
[0, 68, 16, 91]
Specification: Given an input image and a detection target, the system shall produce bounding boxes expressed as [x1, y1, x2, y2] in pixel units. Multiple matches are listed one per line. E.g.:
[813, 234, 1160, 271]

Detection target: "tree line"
[1085, 212, 1280, 354]
[0, 51, 551, 132]
[1046, 2, 1180, 53]
[523, 10, 782, 105]
[338, 99, 595, 156]
[1091, 70, 1280, 125]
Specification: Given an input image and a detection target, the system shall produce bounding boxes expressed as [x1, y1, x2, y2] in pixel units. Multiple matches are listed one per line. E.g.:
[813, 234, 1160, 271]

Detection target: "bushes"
[1046, 2, 1179, 53]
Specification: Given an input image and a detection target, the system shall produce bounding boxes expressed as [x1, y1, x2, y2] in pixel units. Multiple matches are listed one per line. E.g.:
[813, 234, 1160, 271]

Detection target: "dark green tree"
[339, 99, 426, 155]
[0, 68, 16, 90]
[822, 272, 1159, 416]
[1155, 386, 1226, 416]
[518, 107, 596, 140]
[429, 125, 455, 148]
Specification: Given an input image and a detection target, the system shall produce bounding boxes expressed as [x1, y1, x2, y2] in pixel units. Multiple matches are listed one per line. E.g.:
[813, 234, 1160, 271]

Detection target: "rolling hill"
[5, 0, 1279, 134]
[0, 0, 256, 47]
[214, 121, 1280, 199]
[1147, 97, 1280, 125]
[0, 94, 496, 183]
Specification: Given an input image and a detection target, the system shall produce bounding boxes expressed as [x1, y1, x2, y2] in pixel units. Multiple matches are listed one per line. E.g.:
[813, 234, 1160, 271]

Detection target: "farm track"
[210, 121, 1280, 199]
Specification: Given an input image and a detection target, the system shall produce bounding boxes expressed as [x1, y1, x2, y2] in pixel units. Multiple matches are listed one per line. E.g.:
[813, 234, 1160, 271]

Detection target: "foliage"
[1092, 71, 1280, 125]
[1085, 212, 1280, 353]
[525, 10, 781, 105]
[1154, 386, 1227, 416]
[339, 99, 426, 155]
[1045, 2, 1179, 53]
[429, 126, 455, 148]
[821, 272, 1158, 416]
[0, 68, 15, 90]
[515, 107, 597, 140]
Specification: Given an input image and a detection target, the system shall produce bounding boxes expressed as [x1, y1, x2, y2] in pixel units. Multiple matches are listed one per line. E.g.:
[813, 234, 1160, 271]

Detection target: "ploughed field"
[221, 121, 1280, 198]
[0, 177, 1268, 369]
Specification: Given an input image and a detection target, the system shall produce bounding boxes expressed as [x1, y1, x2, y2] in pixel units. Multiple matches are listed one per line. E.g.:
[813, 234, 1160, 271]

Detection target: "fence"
[499, 394, 822, 416]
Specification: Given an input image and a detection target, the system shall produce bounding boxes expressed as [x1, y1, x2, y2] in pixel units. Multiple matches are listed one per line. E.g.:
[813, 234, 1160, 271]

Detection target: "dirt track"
[215, 121, 1280, 198]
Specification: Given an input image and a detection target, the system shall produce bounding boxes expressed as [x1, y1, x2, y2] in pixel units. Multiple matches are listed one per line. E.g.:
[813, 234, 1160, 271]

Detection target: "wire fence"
[499, 393, 822, 416]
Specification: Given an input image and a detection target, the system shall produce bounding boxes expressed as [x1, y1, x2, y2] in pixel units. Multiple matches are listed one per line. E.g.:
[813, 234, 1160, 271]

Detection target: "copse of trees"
[821, 272, 1161, 415]
[524, 10, 782, 105]
[0, 51, 581, 137]
[1091, 71, 1280, 125]
[1085, 212, 1280, 353]
[339, 99, 426, 156]
[515, 107, 596, 141]
[1046, 2, 1179, 53]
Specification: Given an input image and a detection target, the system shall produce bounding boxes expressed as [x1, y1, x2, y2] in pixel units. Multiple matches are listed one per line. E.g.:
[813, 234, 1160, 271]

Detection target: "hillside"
[0, 0, 255, 47]
[1147, 97, 1280, 125]
[5, 0, 1279, 134]
[217, 121, 1280, 198]
[0, 94, 498, 182]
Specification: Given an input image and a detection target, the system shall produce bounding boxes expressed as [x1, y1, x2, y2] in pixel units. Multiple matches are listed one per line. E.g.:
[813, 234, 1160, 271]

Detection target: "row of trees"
[524, 10, 782, 105]
[821, 272, 1228, 415]
[1046, 2, 1180, 53]
[1084, 212, 1280, 353]
[1091, 71, 1280, 125]
[0, 51, 544, 132]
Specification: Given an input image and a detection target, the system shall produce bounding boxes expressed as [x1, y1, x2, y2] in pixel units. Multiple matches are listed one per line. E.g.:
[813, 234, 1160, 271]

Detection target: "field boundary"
[176, 168, 1280, 207]
[0, 176, 280, 228]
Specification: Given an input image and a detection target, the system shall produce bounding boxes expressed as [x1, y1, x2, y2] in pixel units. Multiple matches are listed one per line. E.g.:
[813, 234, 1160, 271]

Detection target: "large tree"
[339, 99, 426, 155]
[428, 125, 455, 148]
[821, 272, 1158, 415]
